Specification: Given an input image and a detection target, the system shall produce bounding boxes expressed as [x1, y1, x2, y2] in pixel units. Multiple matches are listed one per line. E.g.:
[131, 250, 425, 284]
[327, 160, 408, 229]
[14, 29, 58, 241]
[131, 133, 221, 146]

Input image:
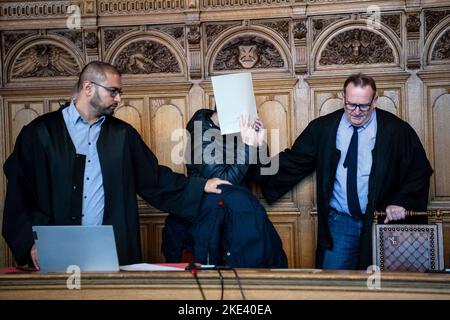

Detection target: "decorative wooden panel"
[115, 104, 143, 133]
[7, 101, 43, 146]
[269, 213, 299, 268]
[257, 98, 289, 156]
[150, 101, 185, 173]
[432, 93, 450, 199]
[140, 215, 166, 263]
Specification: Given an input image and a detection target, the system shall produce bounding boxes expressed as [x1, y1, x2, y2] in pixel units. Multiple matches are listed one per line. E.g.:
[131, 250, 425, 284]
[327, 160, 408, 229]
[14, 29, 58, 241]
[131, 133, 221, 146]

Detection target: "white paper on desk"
[120, 263, 184, 271]
[211, 72, 257, 135]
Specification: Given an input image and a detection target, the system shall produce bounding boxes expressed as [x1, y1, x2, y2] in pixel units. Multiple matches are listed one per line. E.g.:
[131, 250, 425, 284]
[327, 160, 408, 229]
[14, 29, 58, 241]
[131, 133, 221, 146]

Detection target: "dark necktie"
[343, 126, 362, 219]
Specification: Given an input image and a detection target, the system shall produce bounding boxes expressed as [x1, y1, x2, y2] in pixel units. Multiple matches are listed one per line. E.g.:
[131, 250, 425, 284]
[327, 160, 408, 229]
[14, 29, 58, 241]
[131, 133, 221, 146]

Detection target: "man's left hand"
[204, 178, 231, 194]
[384, 205, 406, 223]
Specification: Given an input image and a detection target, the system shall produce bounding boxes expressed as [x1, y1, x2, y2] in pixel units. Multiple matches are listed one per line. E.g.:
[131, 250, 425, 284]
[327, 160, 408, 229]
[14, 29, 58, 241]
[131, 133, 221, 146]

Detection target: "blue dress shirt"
[329, 109, 377, 215]
[62, 101, 106, 225]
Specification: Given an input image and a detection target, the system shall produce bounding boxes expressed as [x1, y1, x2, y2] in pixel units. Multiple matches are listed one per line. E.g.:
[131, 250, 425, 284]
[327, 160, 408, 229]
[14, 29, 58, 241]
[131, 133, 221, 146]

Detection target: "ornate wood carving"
[1, 0, 450, 271]
[201, 0, 293, 8]
[257, 20, 290, 43]
[48, 30, 83, 51]
[406, 13, 420, 33]
[187, 25, 201, 79]
[11, 44, 80, 78]
[114, 40, 180, 74]
[425, 10, 450, 37]
[84, 30, 99, 60]
[381, 14, 401, 37]
[98, 0, 186, 14]
[85, 31, 99, 49]
[152, 25, 185, 48]
[293, 20, 307, 74]
[187, 26, 200, 45]
[312, 17, 345, 40]
[213, 36, 284, 71]
[319, 29, 394, 65]
[0, 1, 81, 19]
[103, 27, 136, 50]
[293, 20, 307, 40]
[205, 23, 238, 47]
[406, 13, 421, 69]
[3, 31, 38, 55]
[432, 29, 450, 61]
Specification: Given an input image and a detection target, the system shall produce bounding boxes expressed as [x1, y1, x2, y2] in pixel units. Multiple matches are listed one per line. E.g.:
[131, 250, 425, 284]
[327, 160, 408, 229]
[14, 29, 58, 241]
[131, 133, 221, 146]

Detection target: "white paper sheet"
[120, 263, 185, 271]
[211, 72, 257, 135]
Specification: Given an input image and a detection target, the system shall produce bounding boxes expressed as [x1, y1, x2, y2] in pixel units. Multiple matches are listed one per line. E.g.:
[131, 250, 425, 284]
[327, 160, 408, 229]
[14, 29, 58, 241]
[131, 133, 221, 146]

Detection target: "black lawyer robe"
[2, 108, 206, 265]
[259, 108, 433, 269]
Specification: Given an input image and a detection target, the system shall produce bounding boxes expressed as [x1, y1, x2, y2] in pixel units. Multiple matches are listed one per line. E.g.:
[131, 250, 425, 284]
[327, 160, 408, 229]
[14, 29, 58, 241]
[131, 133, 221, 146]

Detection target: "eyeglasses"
[90, 81, 123, 97]
[344, 95, 376, 112]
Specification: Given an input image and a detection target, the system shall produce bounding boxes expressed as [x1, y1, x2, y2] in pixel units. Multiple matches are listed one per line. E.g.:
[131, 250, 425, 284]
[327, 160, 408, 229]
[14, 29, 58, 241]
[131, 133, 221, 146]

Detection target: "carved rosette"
[114, 40, 180, 74]
[11, 44, 80, 79]
[406, 14, 421, 33]
[213, 36, 284, 71]
[431, 29, 450, 61]
[319, 29, 394, 65]
[85, 32, 99, 49]
[187, 26, 201, 45]
[293, 21, 307, 40]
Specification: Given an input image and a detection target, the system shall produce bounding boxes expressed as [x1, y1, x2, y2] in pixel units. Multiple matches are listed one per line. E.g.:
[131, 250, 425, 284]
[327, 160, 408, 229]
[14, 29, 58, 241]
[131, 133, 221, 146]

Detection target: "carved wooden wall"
[0, 0, 450, 269]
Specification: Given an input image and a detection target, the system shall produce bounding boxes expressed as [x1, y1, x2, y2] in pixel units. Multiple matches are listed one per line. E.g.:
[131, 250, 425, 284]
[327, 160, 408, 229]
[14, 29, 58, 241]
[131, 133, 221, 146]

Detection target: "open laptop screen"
[32, 225, 119, 273]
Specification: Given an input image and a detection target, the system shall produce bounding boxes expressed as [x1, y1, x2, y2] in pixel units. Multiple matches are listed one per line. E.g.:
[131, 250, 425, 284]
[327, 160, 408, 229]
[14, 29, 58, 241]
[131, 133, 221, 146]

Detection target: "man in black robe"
[2, 61, 229, 269]
[256, 74, 433, 269]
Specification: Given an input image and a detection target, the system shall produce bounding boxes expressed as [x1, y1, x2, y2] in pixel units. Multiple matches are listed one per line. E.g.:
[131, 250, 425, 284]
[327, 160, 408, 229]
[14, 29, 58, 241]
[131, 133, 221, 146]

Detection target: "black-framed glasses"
[90, 81, 123, 97]
[344, 95, 376, 112]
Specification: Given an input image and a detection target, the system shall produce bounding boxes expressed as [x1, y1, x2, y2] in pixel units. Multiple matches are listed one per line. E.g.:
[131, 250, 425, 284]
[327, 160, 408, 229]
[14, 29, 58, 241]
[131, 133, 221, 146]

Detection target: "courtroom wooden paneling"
[0, 0, 450, 269]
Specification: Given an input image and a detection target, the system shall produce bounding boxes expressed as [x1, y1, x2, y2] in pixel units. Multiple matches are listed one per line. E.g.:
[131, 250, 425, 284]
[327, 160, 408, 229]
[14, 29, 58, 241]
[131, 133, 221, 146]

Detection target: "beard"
[91, 91, 117, 117]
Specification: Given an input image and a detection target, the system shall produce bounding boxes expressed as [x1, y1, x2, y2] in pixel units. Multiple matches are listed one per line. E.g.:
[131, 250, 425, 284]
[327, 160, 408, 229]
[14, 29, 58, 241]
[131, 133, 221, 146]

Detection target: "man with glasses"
[254, 73, 433, 270]
[3, 61, 230, 269]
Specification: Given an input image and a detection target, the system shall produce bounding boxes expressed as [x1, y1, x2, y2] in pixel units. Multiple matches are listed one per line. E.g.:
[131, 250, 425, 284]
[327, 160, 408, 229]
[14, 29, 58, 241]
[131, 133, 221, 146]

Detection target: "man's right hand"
[204, 178, 231, 194]
[30, 244, 40, 270]
[239, 114, 266, 147]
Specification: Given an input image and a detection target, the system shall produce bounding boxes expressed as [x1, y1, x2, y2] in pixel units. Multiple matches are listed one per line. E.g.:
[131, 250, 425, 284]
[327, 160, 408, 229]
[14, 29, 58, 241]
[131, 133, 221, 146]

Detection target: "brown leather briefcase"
[373, 211, 444, 272]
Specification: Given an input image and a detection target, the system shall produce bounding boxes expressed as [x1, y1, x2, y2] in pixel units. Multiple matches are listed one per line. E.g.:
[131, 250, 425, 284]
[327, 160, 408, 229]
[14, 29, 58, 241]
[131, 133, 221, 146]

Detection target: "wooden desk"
[1, 269, 449, 300]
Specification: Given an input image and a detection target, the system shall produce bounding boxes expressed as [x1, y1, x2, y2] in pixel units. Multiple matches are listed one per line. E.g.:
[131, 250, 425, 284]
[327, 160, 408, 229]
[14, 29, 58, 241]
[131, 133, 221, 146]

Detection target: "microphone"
[185, 262, 232, 271]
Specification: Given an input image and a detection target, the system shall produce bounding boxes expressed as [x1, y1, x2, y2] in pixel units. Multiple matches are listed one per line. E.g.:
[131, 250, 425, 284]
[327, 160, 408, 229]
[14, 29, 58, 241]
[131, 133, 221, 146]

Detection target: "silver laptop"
[32, 225, 120, 273]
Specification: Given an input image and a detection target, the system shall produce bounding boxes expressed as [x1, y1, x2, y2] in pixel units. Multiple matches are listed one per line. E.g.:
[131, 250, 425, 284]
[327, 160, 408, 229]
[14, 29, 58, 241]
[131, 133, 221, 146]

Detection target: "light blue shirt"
[329, 109, 377, 215]
[62, 101, 106, 225]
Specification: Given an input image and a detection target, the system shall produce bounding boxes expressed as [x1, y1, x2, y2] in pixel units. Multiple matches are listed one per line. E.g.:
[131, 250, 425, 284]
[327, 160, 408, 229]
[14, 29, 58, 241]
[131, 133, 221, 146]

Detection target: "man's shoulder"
[24, 109, 62, 131]
[376, 108, 404, 124]
[104, 115, 139, 137]
[308, 109, 344, 129]
[105, 115, 134, 129]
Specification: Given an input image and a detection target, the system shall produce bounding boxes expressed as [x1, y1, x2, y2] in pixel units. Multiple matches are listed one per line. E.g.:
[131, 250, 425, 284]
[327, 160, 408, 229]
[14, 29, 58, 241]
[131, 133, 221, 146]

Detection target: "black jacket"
[185, 108, 257, 185]
[259, 108, 433, 269]
[3, 107, 206, 265]
[163, 109, 287, 267]
[191, 184, 287, 268]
